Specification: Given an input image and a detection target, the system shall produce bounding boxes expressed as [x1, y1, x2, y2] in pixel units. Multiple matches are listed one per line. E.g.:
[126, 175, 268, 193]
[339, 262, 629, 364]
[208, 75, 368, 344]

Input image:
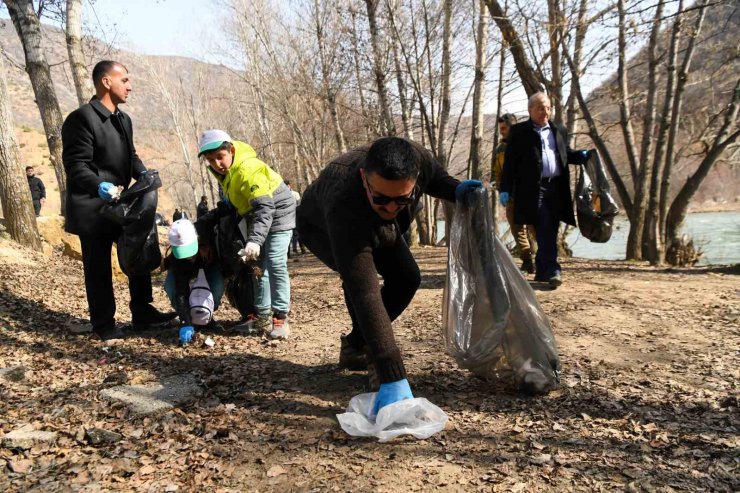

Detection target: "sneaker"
[521, 258, 535, 274]
[233, 313, 259, 335]
[269, 316, 290, 339]
[548, 271, 562, 288]
[338, 335, 368, 371]
[130, 304, 177, 332]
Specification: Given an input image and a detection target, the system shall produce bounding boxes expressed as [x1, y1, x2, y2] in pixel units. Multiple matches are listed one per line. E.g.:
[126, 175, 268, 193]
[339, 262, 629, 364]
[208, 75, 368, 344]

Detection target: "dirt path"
[0, 239, 737, 492]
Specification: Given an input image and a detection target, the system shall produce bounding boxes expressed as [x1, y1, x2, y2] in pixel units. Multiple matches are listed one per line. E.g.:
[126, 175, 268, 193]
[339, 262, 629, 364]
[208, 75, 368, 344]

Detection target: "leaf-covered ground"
[0, 238, 738, 492]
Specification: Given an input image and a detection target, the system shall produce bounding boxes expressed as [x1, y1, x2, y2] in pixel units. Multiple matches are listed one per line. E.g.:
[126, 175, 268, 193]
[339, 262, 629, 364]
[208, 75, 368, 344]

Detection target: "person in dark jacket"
[196, 195, 209, 219]
[499, 92, 588, 288]
[163, 217, 225, 336]
[172, 208, 183, 222]
[26, 166, 46, 216]
[61, 60, 175, 342]
[297, 136, 482, 414]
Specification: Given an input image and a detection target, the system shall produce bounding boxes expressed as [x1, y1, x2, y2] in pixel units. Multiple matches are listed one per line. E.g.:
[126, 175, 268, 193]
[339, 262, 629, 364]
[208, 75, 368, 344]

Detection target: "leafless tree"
[65, 0, 92, 106]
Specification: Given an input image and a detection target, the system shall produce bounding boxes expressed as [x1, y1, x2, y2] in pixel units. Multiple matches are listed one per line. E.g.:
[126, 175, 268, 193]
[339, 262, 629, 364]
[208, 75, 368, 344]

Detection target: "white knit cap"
[198, 129, 232, 156]
[168, 219, 198, 259]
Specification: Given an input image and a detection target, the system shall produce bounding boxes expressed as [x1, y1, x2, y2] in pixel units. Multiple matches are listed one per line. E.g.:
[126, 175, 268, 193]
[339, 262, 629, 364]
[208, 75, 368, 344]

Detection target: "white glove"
[238, 242, 261, 262]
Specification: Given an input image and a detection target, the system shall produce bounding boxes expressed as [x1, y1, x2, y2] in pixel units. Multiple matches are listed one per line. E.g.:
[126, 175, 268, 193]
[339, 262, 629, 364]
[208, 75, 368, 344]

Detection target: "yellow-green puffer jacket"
[210, 141, 296, 245]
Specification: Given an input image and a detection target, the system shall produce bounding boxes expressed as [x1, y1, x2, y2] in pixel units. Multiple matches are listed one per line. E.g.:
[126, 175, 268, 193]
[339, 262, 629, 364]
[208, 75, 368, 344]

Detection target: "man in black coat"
[62, 60, 175, 341]
[499, 92, 588, 288]
[26, 166, 45, 216]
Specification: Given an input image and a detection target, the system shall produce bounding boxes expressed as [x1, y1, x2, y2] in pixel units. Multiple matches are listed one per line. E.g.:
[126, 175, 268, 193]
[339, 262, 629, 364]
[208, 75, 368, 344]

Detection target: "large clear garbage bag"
[337, 393, 448, 442]
[443, 187, 560, 395]
[575, 149, 619, 243]
[100, 170, 162, 276]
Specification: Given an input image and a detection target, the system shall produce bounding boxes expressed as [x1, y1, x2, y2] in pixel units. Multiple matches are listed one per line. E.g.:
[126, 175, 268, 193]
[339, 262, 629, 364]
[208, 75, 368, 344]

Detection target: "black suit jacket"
[62, 97, 146, 236]
[499, 119, 584, 226]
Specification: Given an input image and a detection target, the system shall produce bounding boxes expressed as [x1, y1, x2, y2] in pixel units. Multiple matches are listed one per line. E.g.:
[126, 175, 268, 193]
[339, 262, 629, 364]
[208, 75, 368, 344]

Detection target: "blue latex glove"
[372, 378, 414, 416]
[499, 191, 510, 207]
[179, 325, 195, 345]
[580, 150, 589, 161]
[455, 179, 483, 202]
[97, 182, 116, 202]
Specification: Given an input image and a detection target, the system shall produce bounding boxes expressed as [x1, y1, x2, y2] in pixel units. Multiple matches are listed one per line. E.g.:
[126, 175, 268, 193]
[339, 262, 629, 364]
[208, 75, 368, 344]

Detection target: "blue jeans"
[164, 265, 225, 312]
[255, 230, 292, 316]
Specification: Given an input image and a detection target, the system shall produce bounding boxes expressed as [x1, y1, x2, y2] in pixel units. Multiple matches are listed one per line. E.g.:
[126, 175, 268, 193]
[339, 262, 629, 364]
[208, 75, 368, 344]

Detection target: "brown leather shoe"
[338, 335, 368, 371]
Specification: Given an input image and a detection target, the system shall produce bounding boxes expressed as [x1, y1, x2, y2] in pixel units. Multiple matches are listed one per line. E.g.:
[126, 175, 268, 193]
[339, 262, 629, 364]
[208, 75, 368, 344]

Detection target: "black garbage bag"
[225, 263, 261, 319]
[575, 150, 619, 243]
[443, 187, 560, 395]
[214, 204, 250, 278]
[100, 170, 162, 277]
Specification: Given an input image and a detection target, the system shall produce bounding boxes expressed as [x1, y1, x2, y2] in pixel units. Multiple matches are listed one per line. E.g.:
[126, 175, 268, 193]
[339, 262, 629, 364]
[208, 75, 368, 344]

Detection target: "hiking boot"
[521, 258, 535, 274]
[130, 304, 177, 332]
[548, 271, 562, 288]
[338, 335, 368, 371]
[269, 316, 290, 339]
[94, 324, 125, 343]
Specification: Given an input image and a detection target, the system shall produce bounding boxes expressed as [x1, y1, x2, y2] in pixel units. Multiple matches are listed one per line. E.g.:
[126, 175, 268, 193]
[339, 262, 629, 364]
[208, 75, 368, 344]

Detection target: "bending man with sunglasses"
[296, 137, 480, 413]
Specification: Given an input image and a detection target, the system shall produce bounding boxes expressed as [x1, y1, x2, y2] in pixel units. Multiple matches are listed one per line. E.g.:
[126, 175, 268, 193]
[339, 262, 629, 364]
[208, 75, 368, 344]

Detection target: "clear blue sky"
[82, 0, 219, 60]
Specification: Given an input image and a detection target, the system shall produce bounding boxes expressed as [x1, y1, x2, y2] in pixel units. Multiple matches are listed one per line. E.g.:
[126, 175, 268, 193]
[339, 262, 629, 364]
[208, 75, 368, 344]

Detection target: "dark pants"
[535, 177, 563, 278]
[80, 234, 153, 332]
[32, 200, 41, 216]
[291, 229, 306, 254]
[299, 222, 420, 349]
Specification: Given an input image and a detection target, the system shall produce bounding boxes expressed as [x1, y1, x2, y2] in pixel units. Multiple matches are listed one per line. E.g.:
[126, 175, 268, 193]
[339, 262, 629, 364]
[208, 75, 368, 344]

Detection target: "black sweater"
[296, 139, 459, 383]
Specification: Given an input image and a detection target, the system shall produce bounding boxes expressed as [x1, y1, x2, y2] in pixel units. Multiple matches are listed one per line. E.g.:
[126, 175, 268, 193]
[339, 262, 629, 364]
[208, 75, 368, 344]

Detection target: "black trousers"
[534, 177, 564, 277]
[32, 200, 41, 216]
[299, 221, 421, 349]
[79, 234, 153, 331]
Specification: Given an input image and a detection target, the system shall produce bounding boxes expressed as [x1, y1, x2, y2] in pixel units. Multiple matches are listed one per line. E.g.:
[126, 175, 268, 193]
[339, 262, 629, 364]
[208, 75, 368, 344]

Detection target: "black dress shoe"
[521, 258, 535, 274]
[94, 325, 126, 342]
[130, 304, 177, 332]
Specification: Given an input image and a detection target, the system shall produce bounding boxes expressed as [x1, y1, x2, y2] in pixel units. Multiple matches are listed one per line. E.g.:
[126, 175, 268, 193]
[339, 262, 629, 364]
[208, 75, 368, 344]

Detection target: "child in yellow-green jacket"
[198, 129, 296, 338]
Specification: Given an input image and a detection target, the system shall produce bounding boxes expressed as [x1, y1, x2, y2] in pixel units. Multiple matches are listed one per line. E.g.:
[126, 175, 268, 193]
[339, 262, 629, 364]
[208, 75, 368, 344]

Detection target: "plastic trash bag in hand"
[443, 186, 560, 395]
[575, 149, 619, 243]
[337, 392, 448, 442]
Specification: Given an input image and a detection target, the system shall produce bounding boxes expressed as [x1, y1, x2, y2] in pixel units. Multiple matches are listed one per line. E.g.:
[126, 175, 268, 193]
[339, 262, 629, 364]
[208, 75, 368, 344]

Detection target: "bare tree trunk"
[628, 0, 665, 260]
[564, 0, 587, 144]
[365, 0, 396, 136]
[644, 0, 684, 265]
[468, 0, 488, 181]
[65, 0, 92, 106]
[314, 0, 347, 154]
[546, 0, 564, 124]
[6, 0, 67, 216]
[387, 1, 413, 140]
[659, 1, 707, 249]
[666, 78, 740, 246]
[0, 54, 42, 251]
[439, 0, 454, 242]
[484, 0, 543, 96]
[349, 3, 373, 140]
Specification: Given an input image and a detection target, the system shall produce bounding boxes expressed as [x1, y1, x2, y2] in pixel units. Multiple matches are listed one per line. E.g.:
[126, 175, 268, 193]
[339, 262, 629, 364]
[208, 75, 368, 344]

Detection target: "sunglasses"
[363, 172, 417, 206]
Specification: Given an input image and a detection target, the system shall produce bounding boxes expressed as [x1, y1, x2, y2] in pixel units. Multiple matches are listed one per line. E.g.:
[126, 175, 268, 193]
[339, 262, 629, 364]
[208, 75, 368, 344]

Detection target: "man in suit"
[62, 60, 175, 342]
[499, 92, 588, 288]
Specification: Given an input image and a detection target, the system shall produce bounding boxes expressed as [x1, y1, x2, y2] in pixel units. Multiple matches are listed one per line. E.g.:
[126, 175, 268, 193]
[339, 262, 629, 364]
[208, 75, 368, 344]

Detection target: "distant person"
[196, 195, 209, 219]
[173, 208, 183, 222]
[198, 129, 296, 339]
[25, 166, 46, 216]
[296, 136, 481, 413]
[493, 113, 536, 274]
[284, 180, 306, 257]
[499, 92, 589, 288]
[61, 60, 175, 342]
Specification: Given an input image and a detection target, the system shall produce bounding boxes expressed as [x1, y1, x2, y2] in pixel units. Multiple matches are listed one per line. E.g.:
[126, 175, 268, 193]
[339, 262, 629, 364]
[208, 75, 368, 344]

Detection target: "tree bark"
[484, 0, 543, 96]
[65, 0, 92, 107]
[365, 0, 396, 136]
[6, 0, 67, 216]
[0, 54, 42, 251]
[468, 0, 488, 181]
[546, 0, 564, 124]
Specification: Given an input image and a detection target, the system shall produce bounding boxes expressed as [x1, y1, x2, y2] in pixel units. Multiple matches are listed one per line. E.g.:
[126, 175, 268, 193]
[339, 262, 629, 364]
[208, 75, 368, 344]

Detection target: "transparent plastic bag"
[337, 393, 448, 442]
[443, 187, 560, 394]
[575, 150, 619, 243]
